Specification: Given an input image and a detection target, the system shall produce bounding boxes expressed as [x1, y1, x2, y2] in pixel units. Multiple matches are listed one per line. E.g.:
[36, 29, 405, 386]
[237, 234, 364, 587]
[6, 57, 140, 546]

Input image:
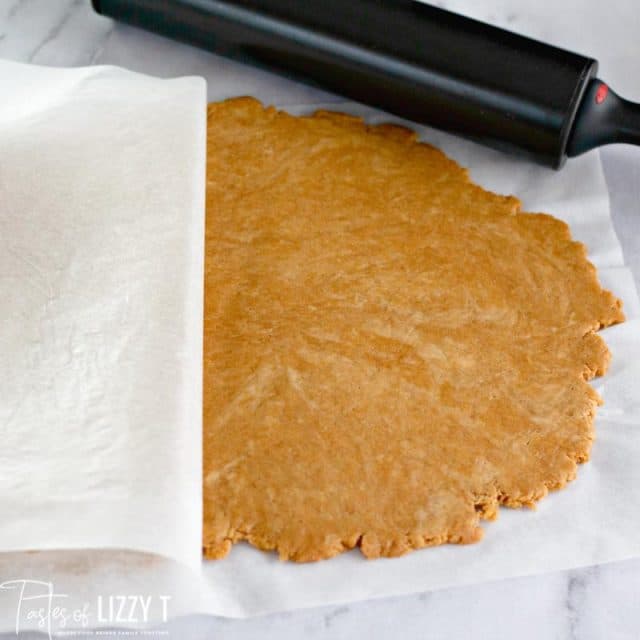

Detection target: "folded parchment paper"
[0, 59, 639, 629]
[0, 60, 207, 629]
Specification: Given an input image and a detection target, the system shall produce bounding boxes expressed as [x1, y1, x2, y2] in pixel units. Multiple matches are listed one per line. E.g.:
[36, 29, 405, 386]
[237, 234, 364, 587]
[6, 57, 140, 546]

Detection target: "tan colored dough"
[203, 97, 624, 562]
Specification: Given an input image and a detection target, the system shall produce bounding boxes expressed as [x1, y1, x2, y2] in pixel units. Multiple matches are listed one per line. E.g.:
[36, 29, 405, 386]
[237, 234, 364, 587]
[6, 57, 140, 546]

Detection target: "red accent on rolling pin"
[595, 83, 609, 104]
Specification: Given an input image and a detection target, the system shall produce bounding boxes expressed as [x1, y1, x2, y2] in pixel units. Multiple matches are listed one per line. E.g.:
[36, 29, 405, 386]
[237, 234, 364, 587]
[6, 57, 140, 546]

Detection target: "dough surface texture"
[203, 98, 624, 562]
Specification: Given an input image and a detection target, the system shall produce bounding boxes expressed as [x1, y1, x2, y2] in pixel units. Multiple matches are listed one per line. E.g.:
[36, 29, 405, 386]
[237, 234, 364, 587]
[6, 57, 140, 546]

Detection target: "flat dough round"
[203, 98, 624, 562]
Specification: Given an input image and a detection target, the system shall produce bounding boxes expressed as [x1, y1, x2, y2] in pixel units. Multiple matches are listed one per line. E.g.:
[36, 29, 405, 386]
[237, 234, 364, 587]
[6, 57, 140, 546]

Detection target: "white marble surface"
[0, 0, 639, 638]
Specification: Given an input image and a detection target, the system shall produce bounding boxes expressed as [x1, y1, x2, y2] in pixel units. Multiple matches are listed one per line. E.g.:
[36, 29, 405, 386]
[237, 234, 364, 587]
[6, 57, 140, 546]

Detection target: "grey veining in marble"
[0, 1, 639, 638]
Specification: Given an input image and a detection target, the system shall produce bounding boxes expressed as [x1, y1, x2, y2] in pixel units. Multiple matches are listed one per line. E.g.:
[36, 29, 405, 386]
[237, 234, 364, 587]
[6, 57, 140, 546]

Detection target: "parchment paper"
[0, 59, 639, 629]
[0, 60, 207, 631]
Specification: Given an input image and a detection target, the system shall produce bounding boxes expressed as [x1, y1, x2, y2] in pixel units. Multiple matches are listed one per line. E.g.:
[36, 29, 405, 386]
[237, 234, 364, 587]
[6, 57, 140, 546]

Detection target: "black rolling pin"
[91, 0, 640, 168]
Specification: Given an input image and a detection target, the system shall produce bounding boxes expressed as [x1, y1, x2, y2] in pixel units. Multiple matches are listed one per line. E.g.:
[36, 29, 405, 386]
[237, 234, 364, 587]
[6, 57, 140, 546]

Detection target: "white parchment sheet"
[0, 60, 639, 629]
[0, 60, 208, 629]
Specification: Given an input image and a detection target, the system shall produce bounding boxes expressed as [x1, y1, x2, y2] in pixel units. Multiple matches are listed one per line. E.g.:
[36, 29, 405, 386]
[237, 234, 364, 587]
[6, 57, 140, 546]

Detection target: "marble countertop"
[1, 1, 639, 638]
